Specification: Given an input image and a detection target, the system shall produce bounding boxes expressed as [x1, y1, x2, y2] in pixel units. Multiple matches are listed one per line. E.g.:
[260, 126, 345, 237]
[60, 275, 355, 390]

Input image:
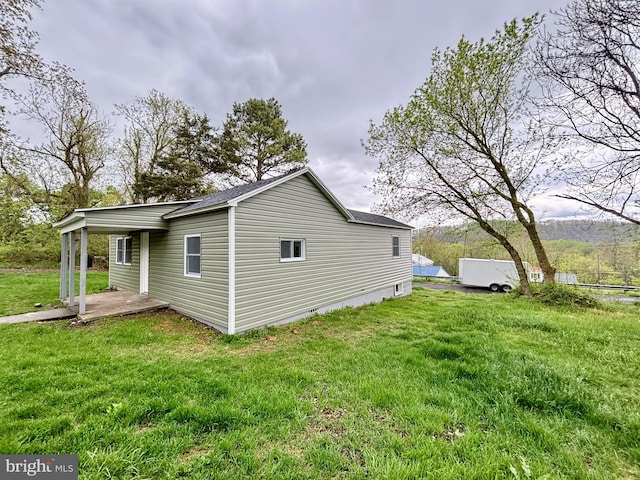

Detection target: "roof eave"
[347, 219, 414, 230]
[73, 200, 196, 213]
[52, 211, 86, 229]
[162, 201, 229, 219]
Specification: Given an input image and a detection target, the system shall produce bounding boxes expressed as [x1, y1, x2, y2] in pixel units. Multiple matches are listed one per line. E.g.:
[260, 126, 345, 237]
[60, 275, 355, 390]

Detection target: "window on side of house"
[124, 237, 133, 265]
[115, 237, 124, 264]
[280, 239, 305, 262]
[184, 234, 201, 277]
[392, 235, 400, 257]
[115, 236, 132, 265]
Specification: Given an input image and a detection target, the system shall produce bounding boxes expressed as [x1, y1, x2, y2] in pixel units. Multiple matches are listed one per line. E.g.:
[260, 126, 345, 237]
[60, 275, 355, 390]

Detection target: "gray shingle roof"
[164, 173, 290, 217]
[348, 209, 413, 229]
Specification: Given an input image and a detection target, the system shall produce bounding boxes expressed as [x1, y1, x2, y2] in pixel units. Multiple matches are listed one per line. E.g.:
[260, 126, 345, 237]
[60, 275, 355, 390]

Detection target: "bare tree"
[2, 71, 111, 218]
[114, 89, 190, 203]
[535, 0, 640, 224]
[365, 16, 559, 294]
[0, 0, 43, 84]
[1, 0, 69, 102]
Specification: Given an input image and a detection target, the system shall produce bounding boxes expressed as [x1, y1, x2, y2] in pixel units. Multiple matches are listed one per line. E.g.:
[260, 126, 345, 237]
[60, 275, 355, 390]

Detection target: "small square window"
[392, 236, 400, 257]
[185, 234, 201, 277]
[280, 239, 305, 262]
[395, 283, 404, 296]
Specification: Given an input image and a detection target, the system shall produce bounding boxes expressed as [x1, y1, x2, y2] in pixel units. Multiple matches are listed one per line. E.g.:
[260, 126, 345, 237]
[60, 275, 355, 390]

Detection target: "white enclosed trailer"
[458, 258, 542, 292]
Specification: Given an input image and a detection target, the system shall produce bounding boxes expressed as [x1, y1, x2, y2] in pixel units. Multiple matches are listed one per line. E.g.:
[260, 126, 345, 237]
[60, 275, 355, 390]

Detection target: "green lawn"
[0, 287, 638, 479]
[0, 271, 109, 316]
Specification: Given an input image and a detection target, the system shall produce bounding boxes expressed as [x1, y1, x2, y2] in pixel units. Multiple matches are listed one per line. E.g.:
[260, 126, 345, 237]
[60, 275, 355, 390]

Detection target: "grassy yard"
[0, 287, 638, 479]
[0, 271, 109, 316]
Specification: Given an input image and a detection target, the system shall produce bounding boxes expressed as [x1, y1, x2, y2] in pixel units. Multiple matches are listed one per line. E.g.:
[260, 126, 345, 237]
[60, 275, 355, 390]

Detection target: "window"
[116, 238, 123, 264]
[124, 237, 133, 265]
[280, 239, 305, 262]
[392, 235, 400, 257]
[115, 236, 132, 265]
[395, 283, 404, 296]
[184, 234, 201, 277]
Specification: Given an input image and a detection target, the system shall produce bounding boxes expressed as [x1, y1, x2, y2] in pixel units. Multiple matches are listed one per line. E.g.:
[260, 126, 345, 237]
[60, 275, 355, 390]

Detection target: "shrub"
[535, 283, 600, 308]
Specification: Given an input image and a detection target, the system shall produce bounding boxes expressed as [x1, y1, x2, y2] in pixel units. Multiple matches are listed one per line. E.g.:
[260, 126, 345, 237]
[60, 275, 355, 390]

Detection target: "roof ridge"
[198, 172, 291, 202]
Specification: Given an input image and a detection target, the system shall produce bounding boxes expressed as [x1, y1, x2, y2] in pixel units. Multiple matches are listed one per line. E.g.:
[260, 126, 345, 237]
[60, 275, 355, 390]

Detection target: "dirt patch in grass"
[305, 404, 350, 438]
[225, 337, 281, 356]
[255, 440, 306, 460]
[179, 446, 212, 462]
[223, 324, 318, 355]
[134, 424, 154, 434]
[153, 315, 221, 348]
[431, 422, 466, 443]
[153, 314, 221, 336]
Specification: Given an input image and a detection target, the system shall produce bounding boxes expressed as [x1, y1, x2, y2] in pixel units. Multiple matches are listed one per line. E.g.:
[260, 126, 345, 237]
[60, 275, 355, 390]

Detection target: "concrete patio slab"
[0, 290, 170, 325]
[72, 290, 169, 322]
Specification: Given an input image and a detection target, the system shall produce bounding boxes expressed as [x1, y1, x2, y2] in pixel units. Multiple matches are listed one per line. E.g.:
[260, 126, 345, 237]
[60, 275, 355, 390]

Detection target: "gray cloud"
[26, 0, 569, 213]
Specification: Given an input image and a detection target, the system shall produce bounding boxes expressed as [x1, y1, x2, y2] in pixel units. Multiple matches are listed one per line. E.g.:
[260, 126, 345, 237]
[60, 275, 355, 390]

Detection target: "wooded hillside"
[414, 220, 640, 285]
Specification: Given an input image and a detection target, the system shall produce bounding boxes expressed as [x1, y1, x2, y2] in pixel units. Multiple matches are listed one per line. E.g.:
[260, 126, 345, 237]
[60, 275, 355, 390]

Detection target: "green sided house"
[53, 168, 413, 333]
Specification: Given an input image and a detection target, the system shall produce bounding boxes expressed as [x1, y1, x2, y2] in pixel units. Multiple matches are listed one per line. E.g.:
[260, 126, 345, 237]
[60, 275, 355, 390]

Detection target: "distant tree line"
[365, 0, 640, 294]
[414, 220, 640, 285]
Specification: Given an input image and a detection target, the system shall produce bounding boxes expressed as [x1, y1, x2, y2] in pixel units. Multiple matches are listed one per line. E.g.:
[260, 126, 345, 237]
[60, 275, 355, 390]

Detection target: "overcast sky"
[25, 0, 576, 220]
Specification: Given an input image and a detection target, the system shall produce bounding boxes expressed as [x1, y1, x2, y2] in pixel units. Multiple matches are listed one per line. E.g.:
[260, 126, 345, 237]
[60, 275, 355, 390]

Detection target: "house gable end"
[162, 168, 358, 223]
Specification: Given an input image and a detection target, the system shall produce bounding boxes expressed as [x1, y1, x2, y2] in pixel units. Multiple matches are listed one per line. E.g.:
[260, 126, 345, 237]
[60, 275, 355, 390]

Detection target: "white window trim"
[184, 234, 202, 278]
[115, 237, 123, 265]
[394, 282, 404, 296]
[115, 236, 132, 266]
[392, 235, 400, 258]
[280, 238, 306, 262]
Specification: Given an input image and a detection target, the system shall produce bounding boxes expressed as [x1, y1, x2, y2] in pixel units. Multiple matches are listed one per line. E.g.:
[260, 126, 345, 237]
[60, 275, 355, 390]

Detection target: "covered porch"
[52, 202, 190, 314]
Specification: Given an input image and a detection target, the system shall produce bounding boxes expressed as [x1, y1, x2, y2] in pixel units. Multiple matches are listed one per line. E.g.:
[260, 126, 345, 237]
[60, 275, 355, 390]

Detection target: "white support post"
[79, 227, 88, 315]
[60, 233, 69, 300]
[68, 231, 76, 307]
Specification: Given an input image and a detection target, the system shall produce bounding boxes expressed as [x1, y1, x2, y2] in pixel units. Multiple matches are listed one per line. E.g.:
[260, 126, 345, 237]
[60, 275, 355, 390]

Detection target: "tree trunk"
[477, 219, 533, 296]
[523, 222, 556, 284]
[510, 201, 556, 285]
[500, 240, 533, 296]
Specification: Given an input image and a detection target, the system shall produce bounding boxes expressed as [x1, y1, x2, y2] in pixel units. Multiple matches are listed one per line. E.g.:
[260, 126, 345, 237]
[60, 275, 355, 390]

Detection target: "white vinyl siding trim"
[115, 237, 123, 264]
[228, 205, 236, 334]
[280, 239, 305, 262]
[184, 234, 201, 277]
[392, 235, 400, 258]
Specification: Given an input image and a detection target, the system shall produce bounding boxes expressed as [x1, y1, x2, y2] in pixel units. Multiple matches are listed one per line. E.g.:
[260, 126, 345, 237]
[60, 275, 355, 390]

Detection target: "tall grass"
[0, 287, 638, 478]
